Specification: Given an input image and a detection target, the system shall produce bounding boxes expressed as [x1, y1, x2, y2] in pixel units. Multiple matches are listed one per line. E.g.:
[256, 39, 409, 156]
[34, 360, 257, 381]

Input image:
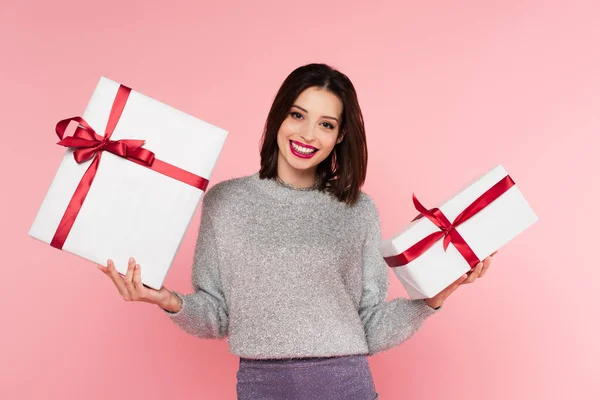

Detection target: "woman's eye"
[289, 112, 334, 129]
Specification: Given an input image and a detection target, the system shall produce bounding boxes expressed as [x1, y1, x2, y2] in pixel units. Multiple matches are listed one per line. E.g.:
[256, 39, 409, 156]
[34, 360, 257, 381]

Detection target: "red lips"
[290, 140, 317, 150]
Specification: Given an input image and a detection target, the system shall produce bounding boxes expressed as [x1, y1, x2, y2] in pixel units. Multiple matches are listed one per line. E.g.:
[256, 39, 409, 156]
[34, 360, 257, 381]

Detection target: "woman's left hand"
[424, 251, 498, 309]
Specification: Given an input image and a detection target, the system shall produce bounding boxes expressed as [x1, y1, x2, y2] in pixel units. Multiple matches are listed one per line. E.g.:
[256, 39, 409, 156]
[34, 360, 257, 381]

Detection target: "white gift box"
[379, 165, 538, 299]
[29, 77, 228, 290]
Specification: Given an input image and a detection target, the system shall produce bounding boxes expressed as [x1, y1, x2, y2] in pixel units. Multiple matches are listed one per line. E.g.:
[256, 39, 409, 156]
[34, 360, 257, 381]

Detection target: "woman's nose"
[300, 124, 318, 141]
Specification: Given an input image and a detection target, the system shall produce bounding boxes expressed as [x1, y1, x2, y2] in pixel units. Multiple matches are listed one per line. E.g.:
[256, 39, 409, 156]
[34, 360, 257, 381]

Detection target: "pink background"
[1, 0, 598, 398]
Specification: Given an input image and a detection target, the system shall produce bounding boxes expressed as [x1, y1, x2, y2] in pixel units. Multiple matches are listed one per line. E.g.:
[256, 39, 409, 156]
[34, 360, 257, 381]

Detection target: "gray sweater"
[162, 172, 441, 359]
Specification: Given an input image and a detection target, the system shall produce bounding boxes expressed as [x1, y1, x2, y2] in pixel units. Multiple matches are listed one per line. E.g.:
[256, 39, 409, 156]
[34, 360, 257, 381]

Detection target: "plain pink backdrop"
[1, 0, 598, 399]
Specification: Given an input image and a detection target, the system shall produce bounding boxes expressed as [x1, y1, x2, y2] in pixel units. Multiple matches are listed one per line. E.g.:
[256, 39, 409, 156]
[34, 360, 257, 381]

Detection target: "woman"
[98, 63, 494, 399]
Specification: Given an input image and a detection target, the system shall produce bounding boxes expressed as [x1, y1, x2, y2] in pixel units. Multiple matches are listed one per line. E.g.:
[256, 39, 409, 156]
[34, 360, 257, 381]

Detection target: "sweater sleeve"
[160, 189, 229, 339]
[358, 196, 441, 356]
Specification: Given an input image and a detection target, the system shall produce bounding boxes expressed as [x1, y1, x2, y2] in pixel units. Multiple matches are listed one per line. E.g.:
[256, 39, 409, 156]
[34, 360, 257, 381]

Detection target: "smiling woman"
[99, 63, 442, 400]
[258, 63, 368, 204]
[278, 89, 343, 167]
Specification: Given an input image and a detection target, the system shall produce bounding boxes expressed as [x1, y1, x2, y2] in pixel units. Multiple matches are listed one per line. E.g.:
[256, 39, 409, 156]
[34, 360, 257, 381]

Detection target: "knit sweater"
[162, 171, 441, 359]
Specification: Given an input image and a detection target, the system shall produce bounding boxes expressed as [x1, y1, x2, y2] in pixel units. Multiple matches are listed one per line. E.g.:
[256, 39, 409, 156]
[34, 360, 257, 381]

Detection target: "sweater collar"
[247, 172, 336, 205]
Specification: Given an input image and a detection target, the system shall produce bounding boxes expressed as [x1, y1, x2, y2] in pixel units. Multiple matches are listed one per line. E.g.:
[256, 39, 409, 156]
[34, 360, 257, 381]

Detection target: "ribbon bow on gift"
[383, 175, 515, 270]
[56, 117, 155, 166]
[50, 84, 209, 250]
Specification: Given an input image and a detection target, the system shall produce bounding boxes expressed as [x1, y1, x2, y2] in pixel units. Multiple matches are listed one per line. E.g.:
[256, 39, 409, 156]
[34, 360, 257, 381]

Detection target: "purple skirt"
[236, 354, 379, 400]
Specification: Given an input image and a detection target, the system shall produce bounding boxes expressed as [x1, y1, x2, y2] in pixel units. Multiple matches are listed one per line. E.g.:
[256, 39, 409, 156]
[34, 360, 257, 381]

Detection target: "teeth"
[291, 142, 316, 154]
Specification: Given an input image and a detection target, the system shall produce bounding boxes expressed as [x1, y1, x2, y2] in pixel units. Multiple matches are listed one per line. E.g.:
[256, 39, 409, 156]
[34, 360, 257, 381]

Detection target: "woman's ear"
[336, 131, 345, 145]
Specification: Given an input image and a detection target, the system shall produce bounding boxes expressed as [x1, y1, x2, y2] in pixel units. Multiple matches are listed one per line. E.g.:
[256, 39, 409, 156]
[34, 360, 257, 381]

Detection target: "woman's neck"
[276, 167, 317, 189]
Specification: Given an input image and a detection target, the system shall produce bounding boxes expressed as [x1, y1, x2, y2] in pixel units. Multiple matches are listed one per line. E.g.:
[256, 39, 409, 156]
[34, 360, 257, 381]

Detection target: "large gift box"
[29, 77, 228, 290]
[379, 165, 538, 299]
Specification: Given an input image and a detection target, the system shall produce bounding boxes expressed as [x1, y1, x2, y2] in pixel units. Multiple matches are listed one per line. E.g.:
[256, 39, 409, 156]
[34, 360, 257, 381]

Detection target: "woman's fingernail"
[129, 257, 134, 263]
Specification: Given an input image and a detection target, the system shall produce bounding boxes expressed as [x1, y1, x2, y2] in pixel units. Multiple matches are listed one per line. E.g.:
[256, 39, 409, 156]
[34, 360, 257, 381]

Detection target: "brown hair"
[258, 63, 368, 206]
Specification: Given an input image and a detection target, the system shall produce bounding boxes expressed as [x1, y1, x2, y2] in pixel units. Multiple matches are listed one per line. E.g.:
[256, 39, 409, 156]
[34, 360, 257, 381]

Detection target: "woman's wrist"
[160, 292, 182, 313]
[424, 298, 442, 310]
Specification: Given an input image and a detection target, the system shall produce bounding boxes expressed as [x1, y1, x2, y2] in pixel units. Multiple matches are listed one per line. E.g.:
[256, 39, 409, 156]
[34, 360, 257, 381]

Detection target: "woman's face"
[276, 86, 344, 181]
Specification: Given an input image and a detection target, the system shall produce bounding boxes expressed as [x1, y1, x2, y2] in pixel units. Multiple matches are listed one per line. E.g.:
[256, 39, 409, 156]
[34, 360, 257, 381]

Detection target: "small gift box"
[29, 77, 228, 290]
[379, 165, 538, 299]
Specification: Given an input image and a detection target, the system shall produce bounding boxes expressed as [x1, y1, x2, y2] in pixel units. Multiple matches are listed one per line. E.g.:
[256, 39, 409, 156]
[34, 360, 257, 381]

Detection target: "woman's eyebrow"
[291, 104, 339, 122]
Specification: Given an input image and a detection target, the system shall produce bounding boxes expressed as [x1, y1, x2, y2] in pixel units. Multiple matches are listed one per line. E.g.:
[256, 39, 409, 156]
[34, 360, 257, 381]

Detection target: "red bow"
[56, 116, 155, 166]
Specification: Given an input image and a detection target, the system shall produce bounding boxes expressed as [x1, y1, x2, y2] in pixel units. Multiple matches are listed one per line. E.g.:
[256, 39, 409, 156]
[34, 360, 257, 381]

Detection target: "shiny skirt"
[236, 354, 379, 400]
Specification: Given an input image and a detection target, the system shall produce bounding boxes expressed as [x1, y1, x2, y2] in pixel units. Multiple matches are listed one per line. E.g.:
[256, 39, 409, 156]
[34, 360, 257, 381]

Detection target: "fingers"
[132, 263, 147, 298]
[105, 259, 131, 300]
[124, 257, 137, 300]
[99, 257, 152, 304]
[445, 272, 469, 294]
[452, 273, 469, 290]
[435, 272, 468, 302]
[436, 252, 497, 298]
[97, 263, 109, 274]
[463, 262, 484, 284]
[480, 256, 492, 278]
[453, 272, 468, 286]
[463, 255, 493, 283]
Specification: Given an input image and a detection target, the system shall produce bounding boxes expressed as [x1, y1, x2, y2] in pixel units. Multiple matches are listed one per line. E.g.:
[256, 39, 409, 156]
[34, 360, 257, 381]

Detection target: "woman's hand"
[424, 251, 498, 309]
[97, 257, 176, 311]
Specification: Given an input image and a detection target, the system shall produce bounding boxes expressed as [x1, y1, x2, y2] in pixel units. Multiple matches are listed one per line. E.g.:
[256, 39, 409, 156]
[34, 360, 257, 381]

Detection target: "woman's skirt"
[236, 354, 379, 400]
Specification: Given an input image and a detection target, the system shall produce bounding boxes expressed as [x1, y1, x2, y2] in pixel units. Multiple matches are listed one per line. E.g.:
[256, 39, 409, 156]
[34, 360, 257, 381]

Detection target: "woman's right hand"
[97, 257, 180, 312]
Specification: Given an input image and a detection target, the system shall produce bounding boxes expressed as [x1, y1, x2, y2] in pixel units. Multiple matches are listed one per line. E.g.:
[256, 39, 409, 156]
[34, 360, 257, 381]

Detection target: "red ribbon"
[383, 175, 515, 270]
[50, 84, 209, 249]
